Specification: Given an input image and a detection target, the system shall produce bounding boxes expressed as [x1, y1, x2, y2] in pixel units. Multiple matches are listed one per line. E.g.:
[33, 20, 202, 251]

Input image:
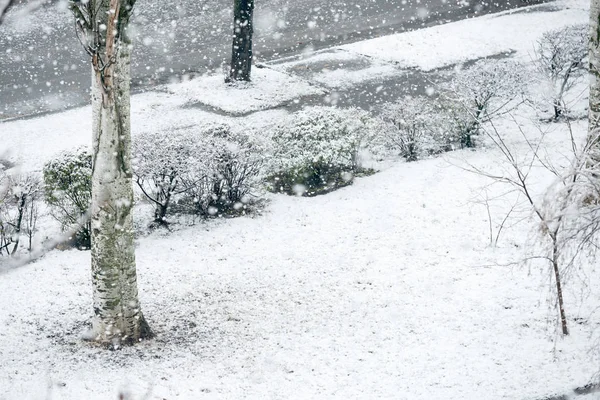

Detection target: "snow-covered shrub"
[440, 59, 528, 148]
[0, 172, 41, 255]
[535, 24, 587, 120]
[206, 126, 264, 214]
[151, 123, 265, 218]
[43, 148, 92, 249]
[133, 128, 198, 225]
[134, 123, 264, 222]
[380, 96, 453, 161]
[267, 106, 378, 196]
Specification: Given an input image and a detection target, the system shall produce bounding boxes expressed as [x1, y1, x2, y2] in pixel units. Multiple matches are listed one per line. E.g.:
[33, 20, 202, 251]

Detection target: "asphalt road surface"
[0, 0, 543, 120]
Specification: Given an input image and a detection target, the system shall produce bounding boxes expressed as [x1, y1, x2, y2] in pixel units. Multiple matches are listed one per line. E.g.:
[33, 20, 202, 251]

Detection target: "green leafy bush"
[43, 148, 92, 249]
[267, 107, 378, 196]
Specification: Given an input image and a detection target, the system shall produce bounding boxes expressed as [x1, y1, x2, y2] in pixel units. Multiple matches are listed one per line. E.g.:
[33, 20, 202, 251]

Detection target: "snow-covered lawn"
[167, 67, 325, 115]
[1, 117, 597, 400]
[0, 0, 598, 399]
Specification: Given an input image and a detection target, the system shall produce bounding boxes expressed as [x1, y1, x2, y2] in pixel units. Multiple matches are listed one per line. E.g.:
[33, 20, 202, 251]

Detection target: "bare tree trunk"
[10, 193, 26, 255]
[589, 0, 600, 153]
[227, 0, 254, 82]
[27, 198, 36, 251]
[74, 0, 151, 346]
[551, 235, 569, 335]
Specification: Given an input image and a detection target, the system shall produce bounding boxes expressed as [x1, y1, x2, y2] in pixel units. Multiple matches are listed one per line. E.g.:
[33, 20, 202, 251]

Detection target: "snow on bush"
[42, 148, 92, 249]
[440, 59, 528, 148]
[134, 123, 265, 222]
[267, 106, 378, 196]
[380, 96, 452, 161]
[535, 23, 587, 120]
[133, 128, 198, 225]
[0, 171, 41, 255]
[181, 123, 265, 216]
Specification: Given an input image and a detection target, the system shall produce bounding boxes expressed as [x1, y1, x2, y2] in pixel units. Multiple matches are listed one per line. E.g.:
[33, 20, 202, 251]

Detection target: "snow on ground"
[0, 106, 92, 172]
[0, 91, 279, 173]
[1, 1, 599, 399]
[0, 116, 598, 400]
[341, 0, 588, 71]
[272, 49, 401, 90]
[167, 67, 325, 115]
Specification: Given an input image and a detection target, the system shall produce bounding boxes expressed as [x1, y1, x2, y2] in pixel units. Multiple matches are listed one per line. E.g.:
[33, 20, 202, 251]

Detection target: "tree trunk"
[552, 237, 569, 335]
[153, 198, 169, 224]
[11, 193, 26, 255]
[85, 0, 151, 346]
[589, 0, 600, 153]
[553, 101, 563, 121]
[228, 0, 254, 82]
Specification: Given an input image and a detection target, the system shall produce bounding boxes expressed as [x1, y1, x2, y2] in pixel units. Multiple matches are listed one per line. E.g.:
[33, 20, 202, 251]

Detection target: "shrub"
[535, 24, 587, 120]
[132, 128, 198, 225]
[380, 96, 453, 161]
[134, 123, 265, 222]
[178, 123, 265, 216]
[0, 172, 41, 255]
[43, 148, 92, 249]
[205, 126, 264, 214]
[440, 59, 528, 147]
[267, 106, 378, 196]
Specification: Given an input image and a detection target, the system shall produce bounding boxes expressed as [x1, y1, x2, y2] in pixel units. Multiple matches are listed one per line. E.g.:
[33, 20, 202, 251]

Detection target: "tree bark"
[589, 0, 600, 152]
[228, 0, 254, 82]
[11, 193, 26, 255]
[83, 0, 151, 346]
[552, 237, 569, 335]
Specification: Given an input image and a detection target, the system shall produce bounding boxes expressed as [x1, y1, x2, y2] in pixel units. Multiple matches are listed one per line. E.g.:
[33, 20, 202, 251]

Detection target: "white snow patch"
[341, 1, 588, 71]
[313, 64, 399, 89]
[168, 67, 326, 115]
[274, 50, 400, 90]
[0, 91, 228, 172]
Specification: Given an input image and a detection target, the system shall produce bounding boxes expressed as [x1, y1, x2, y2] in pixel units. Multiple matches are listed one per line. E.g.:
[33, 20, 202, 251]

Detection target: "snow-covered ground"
[341, 0, 588, 71]
[0, 1, 598, 399]
[167, 67, 325, 115]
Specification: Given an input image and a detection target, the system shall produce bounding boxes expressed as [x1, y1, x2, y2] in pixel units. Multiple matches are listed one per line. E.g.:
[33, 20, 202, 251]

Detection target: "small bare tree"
[0, 172, 41, 256]
[465, 115, 582, 336]
[7, 174, 41, 255]
[536, 24, 588, 120]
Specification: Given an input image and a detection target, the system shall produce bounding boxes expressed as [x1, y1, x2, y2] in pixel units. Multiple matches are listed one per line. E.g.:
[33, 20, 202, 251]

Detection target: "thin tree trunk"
[86, 0, 151, 346]
[11, 194, 26, 255]
[228, 0, 254, 82]
[552, 237, 569, 335]
[27, 202, 34, 251]
[553, 65, 574, 120]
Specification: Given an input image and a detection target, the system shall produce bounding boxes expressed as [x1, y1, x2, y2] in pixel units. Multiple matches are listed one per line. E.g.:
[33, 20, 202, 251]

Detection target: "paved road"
[0, 0, 542, 120]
